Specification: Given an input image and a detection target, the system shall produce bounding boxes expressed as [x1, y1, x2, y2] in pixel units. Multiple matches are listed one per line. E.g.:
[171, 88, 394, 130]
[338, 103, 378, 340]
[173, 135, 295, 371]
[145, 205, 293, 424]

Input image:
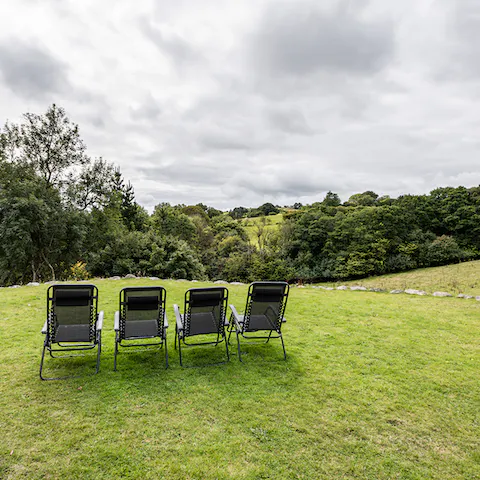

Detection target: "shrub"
[70, 261, 89, 280]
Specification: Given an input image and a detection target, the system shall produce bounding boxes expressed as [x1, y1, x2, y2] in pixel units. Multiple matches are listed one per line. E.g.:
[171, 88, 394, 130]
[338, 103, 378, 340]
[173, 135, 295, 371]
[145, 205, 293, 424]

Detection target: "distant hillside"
[322, 260, 480, 296]
[240, 213, 284, 246]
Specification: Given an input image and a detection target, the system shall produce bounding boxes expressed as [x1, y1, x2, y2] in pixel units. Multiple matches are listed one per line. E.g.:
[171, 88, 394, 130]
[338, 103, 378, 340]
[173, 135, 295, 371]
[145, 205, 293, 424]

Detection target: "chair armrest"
[164, 312, 169, 329]
[173, 304, 183, 331]
[41, 320, 48, 335]
[114, 311, 120, 331]
[229, 304, 243, 330]
[96, 311, 104, 332]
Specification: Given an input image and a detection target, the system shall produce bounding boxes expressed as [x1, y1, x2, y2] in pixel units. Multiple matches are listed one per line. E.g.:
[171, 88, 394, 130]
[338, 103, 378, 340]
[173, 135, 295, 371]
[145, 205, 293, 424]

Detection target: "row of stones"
[310, 285, 480, 300]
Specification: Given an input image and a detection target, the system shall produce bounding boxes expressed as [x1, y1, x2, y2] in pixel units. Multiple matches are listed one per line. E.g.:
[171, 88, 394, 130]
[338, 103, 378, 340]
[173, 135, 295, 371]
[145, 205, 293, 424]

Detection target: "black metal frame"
[228, 281, 289, 362]
[114, 286, 168, 370]
[174, 287, 230, 367]
[40, 284, 103, 380]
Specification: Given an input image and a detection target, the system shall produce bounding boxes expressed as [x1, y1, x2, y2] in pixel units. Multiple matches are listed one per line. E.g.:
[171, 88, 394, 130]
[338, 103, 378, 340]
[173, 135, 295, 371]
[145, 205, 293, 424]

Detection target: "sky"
[1, 0, 479, 211]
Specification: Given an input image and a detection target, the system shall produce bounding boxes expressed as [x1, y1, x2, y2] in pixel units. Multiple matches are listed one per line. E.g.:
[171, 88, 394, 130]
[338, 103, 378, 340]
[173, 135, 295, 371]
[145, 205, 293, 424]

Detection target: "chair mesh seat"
[245, 314, 276, 331]
[187, 312, 220, 335]
[124, 319, 159, 339]
[55, 324, 91, 343]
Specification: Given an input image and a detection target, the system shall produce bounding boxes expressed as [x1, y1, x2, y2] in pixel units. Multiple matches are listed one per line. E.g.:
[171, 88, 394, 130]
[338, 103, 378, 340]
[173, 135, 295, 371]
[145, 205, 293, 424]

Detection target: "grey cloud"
[0, 40, 69, 99]
[130, 93, 163, 121]
[252, 2, 395, 78]
[198, 133, 258, 152]
[138, 17, 203, 67]
[266, 107, 314, 135]
[138, 158, 232, 187]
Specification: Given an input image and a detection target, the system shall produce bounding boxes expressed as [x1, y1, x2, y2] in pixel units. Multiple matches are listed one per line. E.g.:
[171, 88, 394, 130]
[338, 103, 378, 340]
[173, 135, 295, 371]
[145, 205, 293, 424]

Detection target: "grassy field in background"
[240, 213, 284, 245]
[0, 278, 479, 479]
[324, 260, 480, 296]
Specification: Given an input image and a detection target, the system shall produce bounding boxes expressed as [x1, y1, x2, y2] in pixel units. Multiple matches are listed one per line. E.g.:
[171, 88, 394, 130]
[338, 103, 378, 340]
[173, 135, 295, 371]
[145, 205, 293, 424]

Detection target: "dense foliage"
[1, 105, 479, 285]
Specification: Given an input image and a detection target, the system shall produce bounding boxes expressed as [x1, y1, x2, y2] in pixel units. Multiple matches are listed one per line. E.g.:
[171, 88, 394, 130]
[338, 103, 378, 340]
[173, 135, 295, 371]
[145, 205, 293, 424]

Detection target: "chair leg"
[178, 334, 183, 367]
[174, 326, 177, 350]
[39, 342, 47, 380]
[227, 316, 234, 345]
[164, 335, 169, 369]
[265, 330, 273, 344]
[236, 331, 242, 362]
[225, 334, 230, 362]
[95, 333, 101, 374]
[280, 335, 286, 360]
[114, 336, 118, 372]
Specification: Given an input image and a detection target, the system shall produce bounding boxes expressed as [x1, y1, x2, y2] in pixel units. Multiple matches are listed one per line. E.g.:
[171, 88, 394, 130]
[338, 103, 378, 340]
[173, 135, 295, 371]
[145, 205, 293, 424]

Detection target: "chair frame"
[114, 286, 168, 370]
[40, 284, 103, 380]
[228, 281, 289, 362]
[174, 287, 230, 367]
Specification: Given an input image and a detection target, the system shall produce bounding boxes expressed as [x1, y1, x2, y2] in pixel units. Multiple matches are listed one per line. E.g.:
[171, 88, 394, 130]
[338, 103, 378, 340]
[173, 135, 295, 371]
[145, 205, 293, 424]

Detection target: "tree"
[257, 202, 280, 216]
[6, 104, 87, 187]
[229, 206, 249, 219]
[0, 161, 85, 284]
[67, 157, 116, 211]
[346, 191, 378, 206]
[321, 191, 341, 207]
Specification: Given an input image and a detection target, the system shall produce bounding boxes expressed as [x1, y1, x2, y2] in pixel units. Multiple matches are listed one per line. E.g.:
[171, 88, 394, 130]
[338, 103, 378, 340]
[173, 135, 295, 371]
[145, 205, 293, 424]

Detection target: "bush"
[70, 261, 89, 280]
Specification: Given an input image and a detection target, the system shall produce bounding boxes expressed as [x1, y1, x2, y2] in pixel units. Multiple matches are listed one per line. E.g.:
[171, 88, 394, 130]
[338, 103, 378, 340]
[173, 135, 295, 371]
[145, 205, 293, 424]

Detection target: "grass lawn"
[324, 260, 480, 296]
[0, 279, 479, 479]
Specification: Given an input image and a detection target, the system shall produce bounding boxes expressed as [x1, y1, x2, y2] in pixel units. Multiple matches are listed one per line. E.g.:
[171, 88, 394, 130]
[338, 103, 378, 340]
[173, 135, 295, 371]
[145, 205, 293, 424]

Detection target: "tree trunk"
[31, 261, 37, 282]
[42, 253, 55, 281]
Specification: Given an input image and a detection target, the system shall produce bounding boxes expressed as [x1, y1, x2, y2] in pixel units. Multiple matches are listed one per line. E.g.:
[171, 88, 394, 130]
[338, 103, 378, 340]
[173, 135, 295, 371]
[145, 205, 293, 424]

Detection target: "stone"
[432, 292, 452, 297]
[404, 289, 427, 296]
[457, 294, 466, 298]
[350, 286, 367, 291]
[336, 286, 348, 290]
[230, 282, 245, 286]
[109, 276, 121, 280]
[9, 285, 21, 288]
[148, 276, 160, 281]
[26, 282, 40, 287]
[464, 295, 474, 299]
[191, 280, 199, 282]
[476, 296, 480, 301]
[214, 280, 229, 284]
[124, 274, 136, 279]
[370, 288, 386, 292]
[390, 289, 404, 294]
[323, 287, 334, 291]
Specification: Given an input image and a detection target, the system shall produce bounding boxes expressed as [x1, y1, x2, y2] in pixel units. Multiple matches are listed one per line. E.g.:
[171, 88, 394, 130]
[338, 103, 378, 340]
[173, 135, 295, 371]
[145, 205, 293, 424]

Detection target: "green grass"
[241, 214, 283, 246]
[1, 279, 479, 479]
[323, 260, 480, 296]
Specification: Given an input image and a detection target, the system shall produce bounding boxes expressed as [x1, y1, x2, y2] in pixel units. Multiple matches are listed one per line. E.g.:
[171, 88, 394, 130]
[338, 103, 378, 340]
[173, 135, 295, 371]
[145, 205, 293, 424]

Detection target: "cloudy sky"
[1, 0, 479, 210]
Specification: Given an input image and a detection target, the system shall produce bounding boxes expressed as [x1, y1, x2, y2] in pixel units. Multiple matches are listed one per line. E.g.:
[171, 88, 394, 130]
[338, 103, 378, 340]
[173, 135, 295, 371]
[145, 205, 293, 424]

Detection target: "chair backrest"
[119, 287, 166, 340]
[242, 282, 289, 332]
[47, 284, 98, 343]
[183, 287, 228, 337]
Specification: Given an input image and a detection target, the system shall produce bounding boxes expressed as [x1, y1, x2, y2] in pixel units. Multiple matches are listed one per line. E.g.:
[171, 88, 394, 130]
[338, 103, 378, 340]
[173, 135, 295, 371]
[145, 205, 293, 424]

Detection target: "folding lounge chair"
[114, 286, 168, 370]
[40, 284, 103, 380]
[228, 281, 289, 361]
[174, 287, 229, 366]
